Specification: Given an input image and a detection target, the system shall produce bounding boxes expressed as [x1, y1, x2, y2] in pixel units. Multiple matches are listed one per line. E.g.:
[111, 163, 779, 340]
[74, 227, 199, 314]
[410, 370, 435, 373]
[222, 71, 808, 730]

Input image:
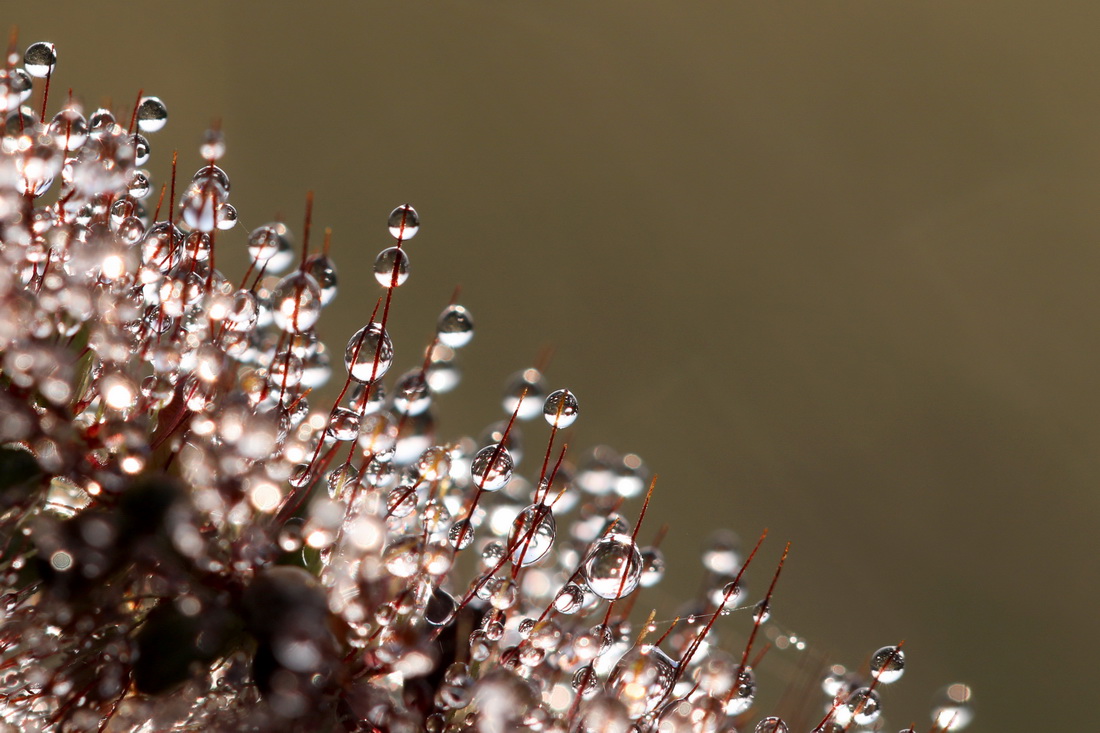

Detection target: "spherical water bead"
[584, 535, 643, 600]
[543, 389, 579, 428]
[344, 322, 394, 383]
[725, 667, 757, 716]
[554, 583, 585, 614]
[639, 547, 665, 587]
[23, 42, 57, 78]
[357, 412, 398, 456]
[931, 684, 973, 731]
[270, 272, 322, 332]
[388, 204, 419, 240]
[755, 717, 789, 733]
[752, 599, 771, 624]
[392, 370, 431, 416]
[844, 687, 881, 726]
[502, 368, 547, 420]
[136, 96, 168, 133]
[470, 444, 514, 492]
[48, 107, 88, 151]
[247, 223, 294, 272]
[373, 247, 410, 288]
[216, 203, 237, 230]
[870, 645, 905, 684]
[325, 407, 361, 442]
[425, 344, 460, 393]
[448, 519, 475, 550]
[508, 505, 556, 567]
[606, 645, 676, 719]
[129, 132, 151, 165]
[437, 304, 474, 348]
[305, 254, 338, 306]
[348, 381, 385, 415]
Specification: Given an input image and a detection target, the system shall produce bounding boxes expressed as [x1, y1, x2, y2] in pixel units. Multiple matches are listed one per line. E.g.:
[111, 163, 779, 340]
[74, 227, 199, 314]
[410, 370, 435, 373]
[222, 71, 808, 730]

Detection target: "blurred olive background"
[12, 1, 1100, 728]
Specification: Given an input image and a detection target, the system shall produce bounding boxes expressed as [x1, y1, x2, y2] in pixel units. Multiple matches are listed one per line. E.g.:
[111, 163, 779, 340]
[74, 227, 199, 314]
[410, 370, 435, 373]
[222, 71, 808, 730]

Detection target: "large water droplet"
[23, 42, 56, 79]
[344, 322, 394, 383]
[270, 272, 322, 332]
[607, 645, 676, 719]
[508, 505, 556, 567]
[136, 96, 168, 133]
[373, 247, 410, 288]
[584, 534, 642, 600]
[870, 645, 905, 684]
[543, 389, 579, 428]
[387, 204, 419, 240]
[437, 304, 474, 348]
[470, 444, 514, 492]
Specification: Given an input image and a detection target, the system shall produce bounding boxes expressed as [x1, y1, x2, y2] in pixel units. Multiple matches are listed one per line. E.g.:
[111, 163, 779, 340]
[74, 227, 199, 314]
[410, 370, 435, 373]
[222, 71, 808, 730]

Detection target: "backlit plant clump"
[0, 40, 973, 732]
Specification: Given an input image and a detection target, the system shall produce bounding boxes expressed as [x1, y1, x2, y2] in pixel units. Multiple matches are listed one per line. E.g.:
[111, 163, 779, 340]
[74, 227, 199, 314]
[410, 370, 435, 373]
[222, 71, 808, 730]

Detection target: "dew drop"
[754, 717, 789, 733]
[470, 444, 514, 492]
[436, 304, 474, 348]
[344, 322, 394, 383]
[270, 272, 322, 332]
[931, 684, 973, 731]
[508, 505, 556, 567]
[502, 368, 547, 420]
[870, 644, 905, 684]
[584, 534, 643, 600]
[373, 247, 410, 288]
[543, 389, 579, 428]
[136, 96, 168, 133]
[23, 42, 57, 79]
[387, 204, 419, 240]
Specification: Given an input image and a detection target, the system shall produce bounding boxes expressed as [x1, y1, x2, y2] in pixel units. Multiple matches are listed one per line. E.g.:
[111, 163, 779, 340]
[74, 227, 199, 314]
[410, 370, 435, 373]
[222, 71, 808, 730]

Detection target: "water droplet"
[23, 42, 56, 79]
[470, 444, 514, 492]
[344, 322, 394, 383]
[248, 223, 294, 271]
[305, 254, 338, 305]
[508, 505, 556, 567]
[584, 534, 642, 600]
[607, 644, 676, 719]
[752, 599, 771, 624]
[543, 389, 579, 428]
[554, 583, 585, 614]
[639, 547, 665, 587]
[270, 272, 322, 332]
[373, 246, 410, 288]
[429, 305, 475, 350]
[136, 96, 168, 133]
[754, 717, 789, 733]
[502, 368, 547, 420]
[844, 687, 881, 726]
[392, 370, 431, 416]
[388, 204, 419, 240]
[870, 644, 905, 684]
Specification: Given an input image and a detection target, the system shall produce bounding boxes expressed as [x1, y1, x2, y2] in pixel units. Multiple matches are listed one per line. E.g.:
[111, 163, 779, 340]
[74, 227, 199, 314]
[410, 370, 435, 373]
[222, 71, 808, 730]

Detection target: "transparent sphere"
[470, 444, 514, 492]
[388, 204, 419, 240]
[543, 389, 579, 428]
[248, 222, 294, 271]
[305, 254, 338, 305]
[844, 687, 881, 726]
[136, 96, 168, 133]
[373, 247, 410, 288]
[508, 505, 556, 567]
[502, 368, 547, 420]
[584, 535, 643, 600]
[606, 645, 676, 719]
[437, 304, 474, 348]
[23, 42, 57, 78]
[870, 645, 905, 684]
[344, 322, 394, 383]
[754, 717, 789, 733]
[270, 272, 322, 332]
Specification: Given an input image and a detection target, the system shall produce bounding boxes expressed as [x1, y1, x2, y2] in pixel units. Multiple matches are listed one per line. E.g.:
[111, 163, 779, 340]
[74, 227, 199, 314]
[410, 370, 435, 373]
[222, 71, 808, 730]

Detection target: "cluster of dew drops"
[0, 39, 974, 733]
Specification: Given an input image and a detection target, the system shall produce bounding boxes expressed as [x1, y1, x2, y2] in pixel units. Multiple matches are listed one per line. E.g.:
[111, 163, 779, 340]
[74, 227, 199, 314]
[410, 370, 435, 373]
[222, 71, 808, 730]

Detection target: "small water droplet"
[136, 96, 168, 133]
[387, 204, 419, 240]
[23, 42, 57, 79]
[373, 247, 410, 288]
[543, 389, 579, 428]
